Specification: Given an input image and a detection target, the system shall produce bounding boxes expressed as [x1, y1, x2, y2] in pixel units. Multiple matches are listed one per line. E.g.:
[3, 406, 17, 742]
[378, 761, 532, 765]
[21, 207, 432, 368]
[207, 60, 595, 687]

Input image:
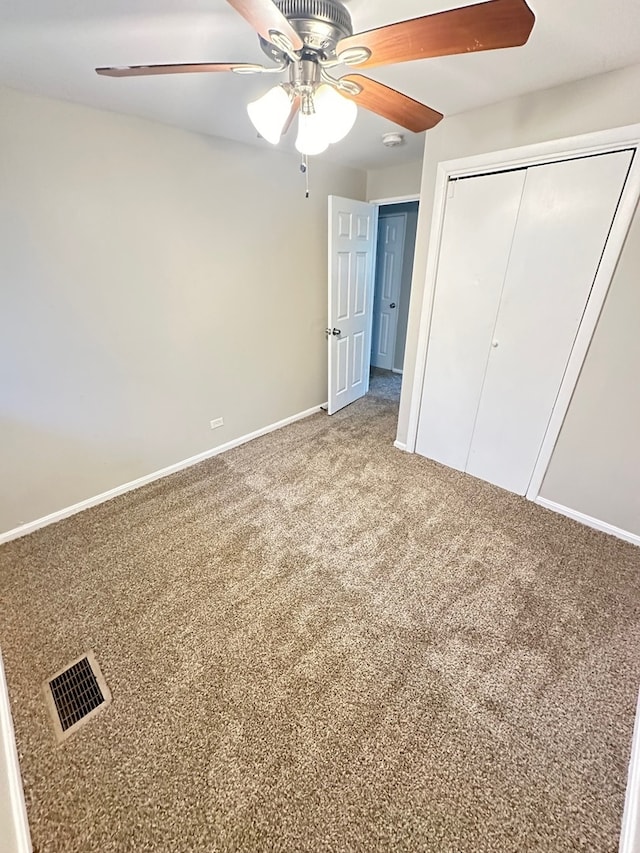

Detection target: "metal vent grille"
[44, 651, 111, 743]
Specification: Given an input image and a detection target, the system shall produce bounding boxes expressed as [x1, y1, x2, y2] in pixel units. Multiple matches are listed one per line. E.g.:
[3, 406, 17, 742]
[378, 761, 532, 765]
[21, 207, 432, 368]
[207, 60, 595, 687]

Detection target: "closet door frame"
[404, 122, 640, 502]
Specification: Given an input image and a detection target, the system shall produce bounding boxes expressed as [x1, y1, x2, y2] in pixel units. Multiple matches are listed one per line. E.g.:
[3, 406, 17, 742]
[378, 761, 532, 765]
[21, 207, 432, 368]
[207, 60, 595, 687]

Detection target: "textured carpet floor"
[1, 370, 640, 853]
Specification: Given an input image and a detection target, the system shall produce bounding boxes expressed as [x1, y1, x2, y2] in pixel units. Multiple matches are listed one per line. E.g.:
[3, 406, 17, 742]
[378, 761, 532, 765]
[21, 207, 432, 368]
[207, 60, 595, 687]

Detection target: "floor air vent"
[44, 651, 111, 743]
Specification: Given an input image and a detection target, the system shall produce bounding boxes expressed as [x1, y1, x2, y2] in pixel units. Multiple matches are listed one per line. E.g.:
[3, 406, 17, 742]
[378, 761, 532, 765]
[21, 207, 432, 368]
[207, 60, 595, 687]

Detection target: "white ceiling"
[1, 0, 640, 170]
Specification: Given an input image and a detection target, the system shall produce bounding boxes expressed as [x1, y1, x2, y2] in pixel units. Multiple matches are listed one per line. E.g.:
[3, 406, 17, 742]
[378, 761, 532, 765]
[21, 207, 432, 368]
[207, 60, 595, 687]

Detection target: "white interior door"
[328, 196, 376, 415]
[416, 170, 527, 469]
[466, 150, 633, 493]
[371, 213, 406, 371]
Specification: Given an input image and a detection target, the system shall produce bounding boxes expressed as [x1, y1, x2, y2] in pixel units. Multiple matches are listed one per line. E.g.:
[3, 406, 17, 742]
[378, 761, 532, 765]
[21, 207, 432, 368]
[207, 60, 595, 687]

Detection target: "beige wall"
[366, 160, 423, 201]
[0, 85, 366, 535]
[400, 62, 640, 534]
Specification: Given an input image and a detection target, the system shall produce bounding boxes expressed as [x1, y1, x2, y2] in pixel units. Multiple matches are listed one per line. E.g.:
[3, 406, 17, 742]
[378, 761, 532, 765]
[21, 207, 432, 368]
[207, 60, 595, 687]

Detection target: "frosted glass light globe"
[295, 111, 329, 156]
[313, 84, 358, 144]
[247, 85, 292, 145]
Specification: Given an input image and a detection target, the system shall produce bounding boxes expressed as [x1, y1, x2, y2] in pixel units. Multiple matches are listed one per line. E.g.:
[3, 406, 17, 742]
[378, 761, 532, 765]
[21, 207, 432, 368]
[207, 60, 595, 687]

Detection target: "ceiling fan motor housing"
[259, 0, 353, 63]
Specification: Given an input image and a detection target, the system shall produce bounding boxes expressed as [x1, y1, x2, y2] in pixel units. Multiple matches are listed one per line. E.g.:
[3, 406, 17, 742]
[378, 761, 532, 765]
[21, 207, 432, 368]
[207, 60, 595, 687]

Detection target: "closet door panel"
[466, 150, 633, 494]
[415, 170, 526, 470]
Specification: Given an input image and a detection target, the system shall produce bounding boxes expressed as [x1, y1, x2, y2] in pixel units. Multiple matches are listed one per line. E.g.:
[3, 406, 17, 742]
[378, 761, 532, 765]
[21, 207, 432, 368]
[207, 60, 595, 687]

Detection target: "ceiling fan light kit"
[96, 0, 536, 159]
[247, 57, 358, 153]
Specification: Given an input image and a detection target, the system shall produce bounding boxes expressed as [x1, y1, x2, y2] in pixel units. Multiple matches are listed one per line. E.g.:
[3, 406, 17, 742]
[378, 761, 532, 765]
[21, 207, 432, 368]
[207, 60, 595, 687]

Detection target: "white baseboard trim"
[393, 440, 408, 452]
[391, 369, 404, 375]
[0, 405, 324, 546]
[535, 497, 640, 548]
[620, 691, 640, 853]
[0, 651, 32, 853]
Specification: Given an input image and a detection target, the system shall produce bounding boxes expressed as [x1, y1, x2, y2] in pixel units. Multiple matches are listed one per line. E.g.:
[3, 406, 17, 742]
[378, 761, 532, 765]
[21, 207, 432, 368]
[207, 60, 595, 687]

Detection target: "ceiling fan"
[96, 0, 535, 157]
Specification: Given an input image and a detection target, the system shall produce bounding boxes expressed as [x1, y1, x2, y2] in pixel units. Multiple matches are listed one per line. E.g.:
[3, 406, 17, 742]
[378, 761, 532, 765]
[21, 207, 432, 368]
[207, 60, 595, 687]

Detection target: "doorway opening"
[326, 194, 419, 418]
[369, 200, 419, 408]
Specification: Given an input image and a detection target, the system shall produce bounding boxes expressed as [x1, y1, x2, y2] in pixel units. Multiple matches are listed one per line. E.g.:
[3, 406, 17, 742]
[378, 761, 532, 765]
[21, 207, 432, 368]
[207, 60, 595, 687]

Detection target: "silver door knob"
[332, 328, 341, 336]
[390, 303, 396, 309]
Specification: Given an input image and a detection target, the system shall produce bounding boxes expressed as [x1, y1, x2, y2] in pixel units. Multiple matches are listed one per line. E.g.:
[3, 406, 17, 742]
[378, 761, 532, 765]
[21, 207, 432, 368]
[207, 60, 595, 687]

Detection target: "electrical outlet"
[210, 417, 224, 430]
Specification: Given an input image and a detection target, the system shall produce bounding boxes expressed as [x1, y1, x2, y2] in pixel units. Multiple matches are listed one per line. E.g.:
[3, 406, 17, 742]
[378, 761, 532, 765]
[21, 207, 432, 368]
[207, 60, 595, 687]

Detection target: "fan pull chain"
[300, 154, 310, 199]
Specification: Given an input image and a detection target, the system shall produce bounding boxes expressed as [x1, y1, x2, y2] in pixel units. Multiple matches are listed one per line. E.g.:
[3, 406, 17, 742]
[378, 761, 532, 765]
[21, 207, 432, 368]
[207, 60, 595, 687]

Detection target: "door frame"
[403, 122, 640, 503]
[368, 194, 421, 377]
[369, 194, 421, 205]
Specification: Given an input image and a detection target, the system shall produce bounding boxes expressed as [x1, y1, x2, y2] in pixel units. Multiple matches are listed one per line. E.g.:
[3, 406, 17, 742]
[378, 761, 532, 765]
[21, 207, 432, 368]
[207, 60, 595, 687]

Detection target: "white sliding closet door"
[416, 149, 632, 495]
[467, 150, 633, 493]
[417, 170, 526, 471]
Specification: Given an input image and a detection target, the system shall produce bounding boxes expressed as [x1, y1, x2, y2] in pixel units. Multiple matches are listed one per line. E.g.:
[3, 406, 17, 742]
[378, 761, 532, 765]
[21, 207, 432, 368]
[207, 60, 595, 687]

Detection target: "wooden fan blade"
[96, 62, 258, 77]
[337, 0, 535, 69]
[226, 0, 304, 51]
[341, 75, 443, 133]
[282, 96, 301, 135]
